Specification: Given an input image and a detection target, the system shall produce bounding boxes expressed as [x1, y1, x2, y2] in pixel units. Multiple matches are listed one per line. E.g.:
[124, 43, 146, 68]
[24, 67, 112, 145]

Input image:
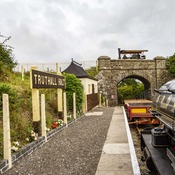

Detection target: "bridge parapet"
[110, 59, 155, 70]
[97, 57, 167, 71]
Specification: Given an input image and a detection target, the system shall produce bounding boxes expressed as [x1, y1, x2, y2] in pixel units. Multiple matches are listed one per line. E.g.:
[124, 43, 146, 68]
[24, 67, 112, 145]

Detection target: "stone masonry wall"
[97, 56, 171, 106]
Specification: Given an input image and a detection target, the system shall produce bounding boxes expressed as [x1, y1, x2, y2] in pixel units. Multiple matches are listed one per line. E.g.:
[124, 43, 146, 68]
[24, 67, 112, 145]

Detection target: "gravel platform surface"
[4, 107, 114, 175]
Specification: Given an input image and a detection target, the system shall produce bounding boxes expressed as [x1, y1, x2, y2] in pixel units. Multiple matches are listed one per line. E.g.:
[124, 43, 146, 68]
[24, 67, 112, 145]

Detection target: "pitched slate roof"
[62, 59, 97, 80]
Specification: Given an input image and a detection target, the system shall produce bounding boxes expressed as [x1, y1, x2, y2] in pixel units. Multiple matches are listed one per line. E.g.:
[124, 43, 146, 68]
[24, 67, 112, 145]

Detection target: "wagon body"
[124, 99, 159, 125]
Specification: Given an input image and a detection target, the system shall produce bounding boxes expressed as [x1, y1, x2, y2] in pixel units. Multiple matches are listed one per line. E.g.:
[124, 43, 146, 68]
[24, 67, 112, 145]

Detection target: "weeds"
[0, 72, 63, 159]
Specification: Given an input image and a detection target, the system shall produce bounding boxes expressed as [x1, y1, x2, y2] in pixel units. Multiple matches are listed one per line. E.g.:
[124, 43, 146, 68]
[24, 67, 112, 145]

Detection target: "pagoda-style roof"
[62, 59, 97, 80]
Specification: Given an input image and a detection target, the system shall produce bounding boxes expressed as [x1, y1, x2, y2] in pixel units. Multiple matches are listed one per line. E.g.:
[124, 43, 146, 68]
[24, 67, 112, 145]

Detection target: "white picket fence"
[14, 60, 96, 72]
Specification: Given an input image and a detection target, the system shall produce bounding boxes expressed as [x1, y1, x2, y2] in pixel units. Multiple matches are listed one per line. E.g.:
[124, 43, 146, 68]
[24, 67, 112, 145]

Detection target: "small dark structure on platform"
[63, 59, 99, 111]
[118, 48, 148, 59]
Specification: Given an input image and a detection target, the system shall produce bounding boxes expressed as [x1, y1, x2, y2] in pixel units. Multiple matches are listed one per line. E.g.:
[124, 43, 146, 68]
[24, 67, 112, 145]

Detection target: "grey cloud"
[100, 40, 118, 49]
[0, 0, 175, 63]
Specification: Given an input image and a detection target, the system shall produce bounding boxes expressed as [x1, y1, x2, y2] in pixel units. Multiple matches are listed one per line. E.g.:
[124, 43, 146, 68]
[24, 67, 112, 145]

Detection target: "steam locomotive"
[141, 79, 175, 175]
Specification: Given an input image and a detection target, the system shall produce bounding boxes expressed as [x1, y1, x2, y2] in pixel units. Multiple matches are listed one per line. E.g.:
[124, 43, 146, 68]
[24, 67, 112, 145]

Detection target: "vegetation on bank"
[85, 66, 98, 77]
[0, 36, 85, 159]
[0, 71, 84, 159]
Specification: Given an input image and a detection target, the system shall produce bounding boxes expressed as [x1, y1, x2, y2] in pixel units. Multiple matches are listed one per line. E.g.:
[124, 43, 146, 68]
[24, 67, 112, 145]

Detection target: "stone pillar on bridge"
[97, 56, 117, 106]
[154, 56, 171, 88]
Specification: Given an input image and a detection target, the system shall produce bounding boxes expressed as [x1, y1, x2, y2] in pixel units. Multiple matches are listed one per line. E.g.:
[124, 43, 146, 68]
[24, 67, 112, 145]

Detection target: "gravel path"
[4, 107, 114, 175]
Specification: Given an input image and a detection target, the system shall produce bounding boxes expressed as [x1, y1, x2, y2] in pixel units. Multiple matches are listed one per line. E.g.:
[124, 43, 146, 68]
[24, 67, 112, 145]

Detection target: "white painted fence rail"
[14, 61, 96, 73]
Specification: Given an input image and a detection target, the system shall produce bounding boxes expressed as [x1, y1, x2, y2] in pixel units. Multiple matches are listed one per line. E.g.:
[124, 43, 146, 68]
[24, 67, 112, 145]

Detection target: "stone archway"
[110, 72, 153, 106]
[116, 75, 151, 104]
[97, 56, 172, 106]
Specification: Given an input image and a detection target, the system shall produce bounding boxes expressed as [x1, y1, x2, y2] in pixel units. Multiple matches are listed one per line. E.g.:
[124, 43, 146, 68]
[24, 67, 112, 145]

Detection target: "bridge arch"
[116, 74, 151, 90]
[116, 74, 151, 104]
[97, 56, 172, 106]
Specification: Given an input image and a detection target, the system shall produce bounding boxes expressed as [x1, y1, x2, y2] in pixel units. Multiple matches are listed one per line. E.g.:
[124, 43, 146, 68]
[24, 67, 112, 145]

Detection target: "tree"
[117, 78, 144, 104]
[0, 35, 17, 72]
[166, 53, 175, 76]
[118, 78, 138, 87]
[63, 73, 84, 113]
[85, 66, 98, 77]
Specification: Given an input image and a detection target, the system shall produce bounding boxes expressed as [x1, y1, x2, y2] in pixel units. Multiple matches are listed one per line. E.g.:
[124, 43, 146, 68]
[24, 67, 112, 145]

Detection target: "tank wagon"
[141, 79, 175, 174]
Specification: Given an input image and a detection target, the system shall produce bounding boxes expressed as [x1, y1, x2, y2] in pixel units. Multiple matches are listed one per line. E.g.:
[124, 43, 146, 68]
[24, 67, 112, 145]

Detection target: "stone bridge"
[97, 56, 172, 106]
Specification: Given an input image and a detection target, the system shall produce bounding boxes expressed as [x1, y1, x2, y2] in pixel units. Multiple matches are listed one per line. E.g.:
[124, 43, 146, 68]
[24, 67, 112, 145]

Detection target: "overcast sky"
[0, 0, 175, 64]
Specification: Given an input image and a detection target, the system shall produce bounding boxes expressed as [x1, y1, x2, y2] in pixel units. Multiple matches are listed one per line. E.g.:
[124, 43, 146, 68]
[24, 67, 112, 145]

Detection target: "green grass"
[0, 71, 62, 159]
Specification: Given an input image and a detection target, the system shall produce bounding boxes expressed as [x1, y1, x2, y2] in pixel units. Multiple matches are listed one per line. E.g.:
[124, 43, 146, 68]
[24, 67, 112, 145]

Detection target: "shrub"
[63, 73, 84, 113]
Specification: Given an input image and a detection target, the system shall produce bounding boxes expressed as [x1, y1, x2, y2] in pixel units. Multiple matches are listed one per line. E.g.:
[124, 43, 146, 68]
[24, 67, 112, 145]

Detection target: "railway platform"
[95, 106, 141, 175]
[2, 106, 140, 175]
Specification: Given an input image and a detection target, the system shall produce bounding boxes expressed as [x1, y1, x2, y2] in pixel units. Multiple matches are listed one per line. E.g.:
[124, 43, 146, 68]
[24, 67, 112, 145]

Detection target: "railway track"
[130, 124, 153, 175]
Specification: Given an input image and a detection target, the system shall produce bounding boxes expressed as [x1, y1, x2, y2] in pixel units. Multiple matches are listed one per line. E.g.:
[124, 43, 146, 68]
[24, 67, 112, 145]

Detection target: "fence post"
[3, 94, 12, 169]
[21, 65, 24, 81]
[82, 90, 87, 113]
[56, 62, 58, 72]
[99, 93, 102, 107]
[63, 92, 67, 125]
[57, 89, 63, 116]
[73, 93, 76, 119]
[106, 99, 108, 107]
[41, 94, 47, 142]
[57, 68, 63, 118]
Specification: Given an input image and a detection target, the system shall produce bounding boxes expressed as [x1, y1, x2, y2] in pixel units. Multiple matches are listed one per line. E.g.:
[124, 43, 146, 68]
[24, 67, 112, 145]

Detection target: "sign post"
[30, 68, 65, 134]
[30, 66, 40, 134]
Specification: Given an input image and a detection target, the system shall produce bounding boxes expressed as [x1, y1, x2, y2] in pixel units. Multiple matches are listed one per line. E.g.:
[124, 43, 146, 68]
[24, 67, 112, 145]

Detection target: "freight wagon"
[124, 99, 159, 133]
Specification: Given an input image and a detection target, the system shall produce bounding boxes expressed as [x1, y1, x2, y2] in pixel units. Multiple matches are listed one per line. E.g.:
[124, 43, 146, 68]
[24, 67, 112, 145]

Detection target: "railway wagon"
[124, 99, 159, 125]
[141, 79, 175, 174]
